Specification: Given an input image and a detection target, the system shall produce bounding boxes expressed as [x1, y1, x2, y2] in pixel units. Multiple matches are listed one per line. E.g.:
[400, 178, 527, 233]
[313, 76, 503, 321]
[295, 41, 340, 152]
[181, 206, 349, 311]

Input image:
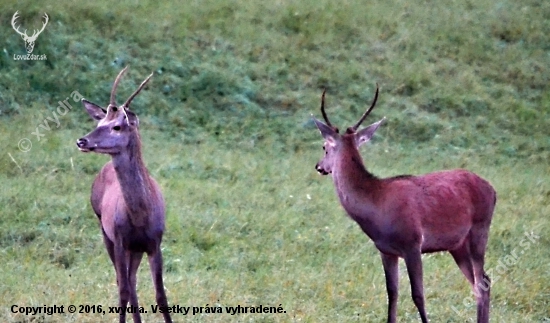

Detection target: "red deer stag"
[76, 67, 172, 323]
[312, 86, 496, 323]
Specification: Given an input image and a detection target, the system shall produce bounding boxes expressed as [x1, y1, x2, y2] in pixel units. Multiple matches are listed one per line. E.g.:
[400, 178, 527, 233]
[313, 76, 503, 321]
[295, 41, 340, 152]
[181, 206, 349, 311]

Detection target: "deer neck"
[110, 131, 154, 227]
[331, 143, 383, 236]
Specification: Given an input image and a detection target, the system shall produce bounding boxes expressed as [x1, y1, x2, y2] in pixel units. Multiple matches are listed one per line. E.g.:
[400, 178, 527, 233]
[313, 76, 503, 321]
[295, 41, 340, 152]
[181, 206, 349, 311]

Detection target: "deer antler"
[122, 72, 154, 109]
[28, 13, 49, 41]
[11, 11, 27, 38]
[11, 12, 49, 40]
[109, 66, 129, 108]
[351, 84, 379, 131]
[319, 89, 340, 133]
[320, 88, 332, 127]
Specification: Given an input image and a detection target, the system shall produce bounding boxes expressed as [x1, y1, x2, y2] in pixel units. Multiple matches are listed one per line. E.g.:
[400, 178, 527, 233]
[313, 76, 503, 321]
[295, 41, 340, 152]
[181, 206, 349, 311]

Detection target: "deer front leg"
[113, 242, 130, 323]
[404, 251, 428, 323]
[102, 228, 117, 269]
[380, 252, 399, 323]
[148, 248, 173, 323]
[127, 251, 144, 323]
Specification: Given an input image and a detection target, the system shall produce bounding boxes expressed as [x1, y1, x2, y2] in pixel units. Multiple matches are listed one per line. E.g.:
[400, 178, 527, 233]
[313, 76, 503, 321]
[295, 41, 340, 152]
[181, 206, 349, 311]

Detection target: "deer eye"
[113, 126, 121, 131]
[112, 107, 118, 112]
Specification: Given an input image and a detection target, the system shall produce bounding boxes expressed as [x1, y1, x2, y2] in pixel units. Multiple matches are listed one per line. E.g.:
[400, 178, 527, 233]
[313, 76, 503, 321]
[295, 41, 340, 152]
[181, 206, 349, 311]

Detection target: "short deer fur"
[312, 86, 496, 323]
[76, 67, 172, 323]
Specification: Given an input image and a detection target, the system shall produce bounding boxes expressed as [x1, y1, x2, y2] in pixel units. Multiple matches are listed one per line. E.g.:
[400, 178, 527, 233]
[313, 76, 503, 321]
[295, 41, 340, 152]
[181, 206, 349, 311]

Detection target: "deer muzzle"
[315, 163, 330, 175]
[76, 137, 94, 152]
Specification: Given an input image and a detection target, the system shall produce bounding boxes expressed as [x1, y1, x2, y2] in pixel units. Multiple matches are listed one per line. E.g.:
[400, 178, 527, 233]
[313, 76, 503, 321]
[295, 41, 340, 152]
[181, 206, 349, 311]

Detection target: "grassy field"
[1, 0, 549, 322]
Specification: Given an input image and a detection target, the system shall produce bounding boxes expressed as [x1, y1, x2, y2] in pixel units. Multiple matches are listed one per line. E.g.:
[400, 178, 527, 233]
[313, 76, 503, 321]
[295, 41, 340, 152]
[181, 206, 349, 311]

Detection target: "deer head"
[312, 85, 385, 175]
[77, 67, 153, 154]
[11, 11, 49, 53]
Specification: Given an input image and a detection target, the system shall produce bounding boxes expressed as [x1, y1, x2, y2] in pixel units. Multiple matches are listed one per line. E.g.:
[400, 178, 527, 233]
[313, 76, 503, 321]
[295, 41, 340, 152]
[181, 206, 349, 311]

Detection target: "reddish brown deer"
[76, 67, 172, 323]
[312, 86, 496, 323]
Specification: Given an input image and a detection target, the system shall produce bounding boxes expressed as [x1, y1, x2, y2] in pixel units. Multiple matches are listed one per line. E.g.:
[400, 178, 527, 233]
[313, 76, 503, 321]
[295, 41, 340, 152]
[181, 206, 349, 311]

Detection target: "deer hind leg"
[148, 247, 173, 323]
[380, 252, 399, 323]
[469, 226, 491, 323]
[404, 251, 429, 323]
[449, 240, 475, 286]
[127, 251, 144, 323]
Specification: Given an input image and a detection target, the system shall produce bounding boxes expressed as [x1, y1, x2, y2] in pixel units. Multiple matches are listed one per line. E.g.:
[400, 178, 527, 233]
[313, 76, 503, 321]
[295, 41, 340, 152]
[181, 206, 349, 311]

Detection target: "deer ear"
[82, 99, 106, 121]
[355, 118, 385, 147]
[312, 117, 338, 141]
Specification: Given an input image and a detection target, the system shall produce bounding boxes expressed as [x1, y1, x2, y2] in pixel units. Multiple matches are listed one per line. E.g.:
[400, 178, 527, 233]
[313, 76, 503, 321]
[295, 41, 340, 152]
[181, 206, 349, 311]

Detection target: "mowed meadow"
[1, 0, 549, 322]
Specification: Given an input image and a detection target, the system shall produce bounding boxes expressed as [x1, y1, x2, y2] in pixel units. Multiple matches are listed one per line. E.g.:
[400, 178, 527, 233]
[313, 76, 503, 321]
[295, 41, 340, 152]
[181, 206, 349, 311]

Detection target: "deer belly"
[421, 227, 470, 253]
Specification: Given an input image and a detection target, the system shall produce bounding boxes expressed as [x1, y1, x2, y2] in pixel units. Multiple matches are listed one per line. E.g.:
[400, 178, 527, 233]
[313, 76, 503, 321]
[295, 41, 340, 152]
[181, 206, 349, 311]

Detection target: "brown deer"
[76, 67, 172, 323]
[312, 86, 496, 323]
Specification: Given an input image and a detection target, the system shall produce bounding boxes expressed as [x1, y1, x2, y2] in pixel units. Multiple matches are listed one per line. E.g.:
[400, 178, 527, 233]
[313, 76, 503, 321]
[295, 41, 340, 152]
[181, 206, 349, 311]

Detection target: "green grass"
[1, 0, 549, 322]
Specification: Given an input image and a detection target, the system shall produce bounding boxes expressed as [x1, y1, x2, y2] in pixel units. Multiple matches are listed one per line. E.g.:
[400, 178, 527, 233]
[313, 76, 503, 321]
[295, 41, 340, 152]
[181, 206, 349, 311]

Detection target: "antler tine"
[28, 13, 48, 38]
[11, 11, 19, 23]
[109, 66, 129, 107]
[122, 72, 154, 109]
[351, 84, 379, 131]
[320, 88, 333, 127]
[38, 13, 49, 33]
[11, 11, 26, 37]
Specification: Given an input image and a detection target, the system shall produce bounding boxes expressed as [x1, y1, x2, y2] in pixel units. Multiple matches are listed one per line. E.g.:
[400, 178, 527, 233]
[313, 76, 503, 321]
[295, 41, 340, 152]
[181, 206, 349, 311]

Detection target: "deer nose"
[315, 163, 329, 175]
[76, 138, 87, 148]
